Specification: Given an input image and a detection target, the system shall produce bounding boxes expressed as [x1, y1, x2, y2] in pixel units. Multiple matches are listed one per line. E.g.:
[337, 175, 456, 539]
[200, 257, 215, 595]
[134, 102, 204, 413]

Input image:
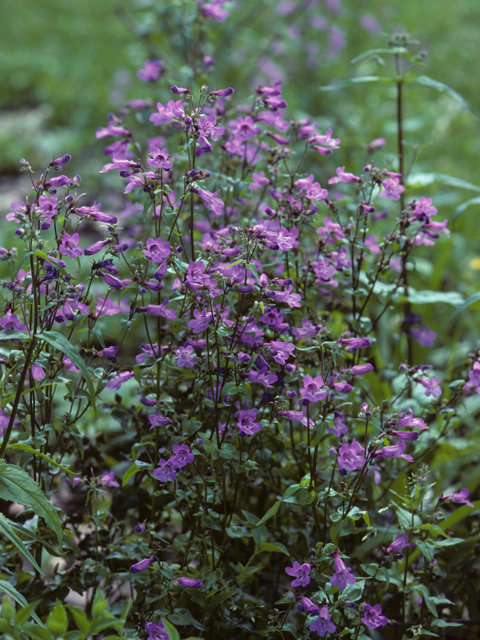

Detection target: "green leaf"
[341, 580, 365, 601]
[42, 330, 96, 412]
[255, 501, 281, 527]
[408, 290, 464, 307]
[454, 195, 480, 219]
[320, 76, 391, 91]
[46, 600, 68, 638]
[0, 463, 62, 544]
[258, 541, 289, 555]
[408, 172, 480, 193]
[68, 605, 90, 633]
[0, 512, 43, 574]
[218, 443, 238, 460]
[406, 75, 477, 117]
[450, 291, 480, 320]
[162, 619, 180, 640]
[20, 623, 51, 640]
[91, 588, 109, 618]
[15, 600, 42, 628]
[0, 580, 44, 626]
[350, 47, 410, 64]
[430, 619, 463, 628]
[330, 518, 355, 545]
[7, 444, 75, 481]
[417, 539, 435, 562]
[122, 463, 141, 487]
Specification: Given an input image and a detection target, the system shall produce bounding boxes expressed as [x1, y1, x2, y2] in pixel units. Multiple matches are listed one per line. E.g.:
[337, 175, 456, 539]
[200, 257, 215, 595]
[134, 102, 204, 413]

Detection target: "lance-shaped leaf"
[0, 462, 62, 544]
[454, 195, 480, 219]
[405, 75, 476, 117]
[0, 580, 44, 625]
[320, 76, 392, 91]
[408, 172, 480, 193]
[42, 330, 96, 412]
[350, 47, 410, 64]
[0, 513, 44, 574]
[7, 444, 76, 482]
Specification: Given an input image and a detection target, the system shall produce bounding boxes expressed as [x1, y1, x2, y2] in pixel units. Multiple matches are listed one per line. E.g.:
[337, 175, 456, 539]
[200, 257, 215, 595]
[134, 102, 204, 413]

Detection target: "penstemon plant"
[0, 3, 478, 640]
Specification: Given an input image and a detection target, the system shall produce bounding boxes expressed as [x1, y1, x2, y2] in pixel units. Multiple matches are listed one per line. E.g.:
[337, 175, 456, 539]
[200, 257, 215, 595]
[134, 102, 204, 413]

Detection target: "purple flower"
[328, 166, 361, 184]
[190, 187, 224, 216]
[130, 557, 155, 573]
[171, 444, 194, 468]
[145, 620, 169, 640]
[265, 285, 302, 308]
[59, 232, 83, 259]
[309, 605, 336, 637]
[440, 487, 474, 508]
[351, 363, 374, 375]
[300, 374, 327, 404]
[380, 177, 404, 200]
[137, 60, 165, 82]
[0, 410, 10, 435]
[100, 471, 119, 487]
[247, 367, 278, 388]
[152, 459, 177, 482]
[47, 175, 72, 187]
[188, 309, 213, 334]
[198, 114, 225, 141]
[149, 100, 185, 126]
[419, 377, 442, 399]
[51, 154, 71, 166]
[100, 157, 140, 173]
[328, 411, 348, 437]
[176, 577, 203, 588]
[338, 337, 371, 349]
[0, 310, 28, 333]
[361, 603, 388, 629]
[147, 148, 173, 170]
[176, 345, 198, 368]
[410, 325, 436, 347]
[98, 346, 119, 361]
[84, 239, 111, 256]
[212, 87, 234, 96]
[137, 300, 177, 320]
[298, 596, 320, 615]
[330, 553, 356, 590]
[374, 440, 414, 463]
[309, 128, 341, 154]
[237, 409, 262, 436]
[135, 524, 146, 533]
[391, 430, 419, 441]
[170, 85, 190, 95]
[337, 441, 366, 473]
[101, 272, 133, 290]
[249, 171, 270, 191]
[385, 533, 416, 554]
[144, 237, 171, 263]
[277, 409, 314, 429]
[411, 196, 437, 221]
[391, 408, 428, 430]
[268, 340, 295, 365]
[285, 561, 311, 587]
[106, 371, 134, 390]
[229, 116, 260, 142]
[96, 113, 130, 138]
[149, 411, 172, 430]
[78, 202, 118, 224]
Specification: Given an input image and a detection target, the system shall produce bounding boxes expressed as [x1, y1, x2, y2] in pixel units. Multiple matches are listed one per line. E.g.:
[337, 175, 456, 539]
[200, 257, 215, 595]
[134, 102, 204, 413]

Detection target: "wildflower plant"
[0, 4, 479, 640]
